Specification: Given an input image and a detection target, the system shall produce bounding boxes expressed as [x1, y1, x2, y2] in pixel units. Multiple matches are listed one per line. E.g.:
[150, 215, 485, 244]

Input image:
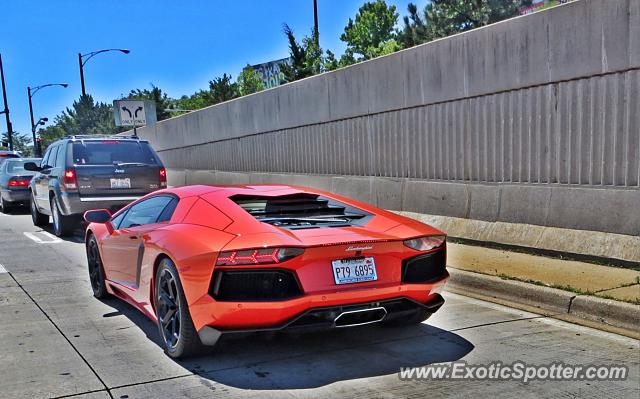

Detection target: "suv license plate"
[110, 178, 131, 189]
[331, 257, 378, 285]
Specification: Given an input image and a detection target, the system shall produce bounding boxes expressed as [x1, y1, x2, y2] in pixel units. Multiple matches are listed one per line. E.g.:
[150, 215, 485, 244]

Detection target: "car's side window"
[157, 198, 178, 223]
[119, 196, 175, 229]
[55, 144, 67, 169]
[48, 145, 58, 168]
[110, 210, 128, 230]
[41, 147, 52, 168]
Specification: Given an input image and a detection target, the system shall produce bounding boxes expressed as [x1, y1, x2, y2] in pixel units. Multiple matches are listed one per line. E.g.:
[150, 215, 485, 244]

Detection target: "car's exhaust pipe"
[334, 307, 387, 327]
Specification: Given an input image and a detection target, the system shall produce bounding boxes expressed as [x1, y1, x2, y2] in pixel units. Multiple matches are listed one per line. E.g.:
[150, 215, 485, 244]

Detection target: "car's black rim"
[157, 268, 181, 350]
[87, 239, 102, 292]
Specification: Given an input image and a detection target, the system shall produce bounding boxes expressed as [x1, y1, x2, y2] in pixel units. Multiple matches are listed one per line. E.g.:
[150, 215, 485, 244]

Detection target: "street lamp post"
[28, 83, 68, 156]
[313, 0, 320, 48]
[0, 54, 14, 150]
[78, 49, 130, 97]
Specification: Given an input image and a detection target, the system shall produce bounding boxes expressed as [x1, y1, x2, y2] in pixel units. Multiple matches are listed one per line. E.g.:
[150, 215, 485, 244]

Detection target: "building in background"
[252, 58, 292, 89]
[520, 0, 574, 15]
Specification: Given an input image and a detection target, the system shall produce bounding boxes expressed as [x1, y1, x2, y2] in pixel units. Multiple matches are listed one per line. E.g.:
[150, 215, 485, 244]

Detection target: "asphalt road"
[0, 209, 638, 399]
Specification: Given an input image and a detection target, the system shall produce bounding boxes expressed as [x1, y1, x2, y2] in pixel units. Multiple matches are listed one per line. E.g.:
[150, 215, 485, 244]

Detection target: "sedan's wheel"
[0, 196, 11, 214]
[86, 235, 108, 298]
[30, 192, 49, 227]
[155, 258, 203, 358]
[51, 196, 74, 237]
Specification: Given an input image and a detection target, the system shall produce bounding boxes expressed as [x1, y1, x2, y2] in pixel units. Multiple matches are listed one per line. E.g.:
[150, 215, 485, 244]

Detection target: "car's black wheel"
[86, 234, 108, 299]
[0, 196, 12, 214]
[51, 196, 74, 237]
[30, 192, 49, 227]
[381, 309, 432, 327]
[155, 258, 203, 359]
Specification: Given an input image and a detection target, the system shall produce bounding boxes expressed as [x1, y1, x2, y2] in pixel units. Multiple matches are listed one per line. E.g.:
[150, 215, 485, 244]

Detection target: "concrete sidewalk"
[446, 242, 640, 338]
[447, 243, 640, 303]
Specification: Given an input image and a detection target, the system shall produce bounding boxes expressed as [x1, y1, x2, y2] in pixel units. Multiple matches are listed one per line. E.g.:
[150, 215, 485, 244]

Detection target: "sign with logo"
[113, 100, 157, 127]
[252, 58, 292, 89]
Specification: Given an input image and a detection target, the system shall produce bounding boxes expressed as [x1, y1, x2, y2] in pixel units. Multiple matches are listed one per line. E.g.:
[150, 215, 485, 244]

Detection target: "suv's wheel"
[30, 192, 49, 226]
[86, 234, 108, 298]
[51, 196, 74, 237]
[0, 196, 11, 214]
[155, 258, 203, 359]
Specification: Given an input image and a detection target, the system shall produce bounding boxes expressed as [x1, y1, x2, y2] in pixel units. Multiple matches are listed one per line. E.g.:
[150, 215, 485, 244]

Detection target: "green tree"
[399, 0, 531, 47]
[339, 0, 400, 63]
[280, 24, 325, 82]
[237, 65, 264, 96]
[1, 132, 33, 156]
[207, 73, 238, 104]
[172, 91, 211, 114]
[38, 95, 119, 152]
[126, 85, 173, 121]
[324, 50, 340, 72]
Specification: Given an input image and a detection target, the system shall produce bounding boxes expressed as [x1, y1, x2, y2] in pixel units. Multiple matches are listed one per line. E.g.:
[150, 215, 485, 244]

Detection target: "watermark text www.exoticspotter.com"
[398, 361, 628, 384]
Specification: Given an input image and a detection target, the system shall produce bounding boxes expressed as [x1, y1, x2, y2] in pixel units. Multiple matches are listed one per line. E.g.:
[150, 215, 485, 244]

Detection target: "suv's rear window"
[231, 193, 371, 229]
[72, 141, 158, 166]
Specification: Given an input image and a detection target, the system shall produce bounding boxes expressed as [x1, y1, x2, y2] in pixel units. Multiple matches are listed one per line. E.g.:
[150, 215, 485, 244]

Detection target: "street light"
[28, 83, 68, 156]
[78, 49, 130, 97]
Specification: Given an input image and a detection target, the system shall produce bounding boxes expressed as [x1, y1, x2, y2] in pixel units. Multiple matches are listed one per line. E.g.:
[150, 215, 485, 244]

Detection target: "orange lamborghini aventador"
[84, 184, 448, 358]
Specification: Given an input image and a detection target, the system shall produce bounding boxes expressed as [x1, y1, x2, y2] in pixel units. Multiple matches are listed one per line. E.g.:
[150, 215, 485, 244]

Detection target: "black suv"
[25, 135, 167, 236]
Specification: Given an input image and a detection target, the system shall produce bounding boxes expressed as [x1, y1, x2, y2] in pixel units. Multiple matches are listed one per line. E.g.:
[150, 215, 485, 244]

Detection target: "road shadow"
[101, 296, 474, 390]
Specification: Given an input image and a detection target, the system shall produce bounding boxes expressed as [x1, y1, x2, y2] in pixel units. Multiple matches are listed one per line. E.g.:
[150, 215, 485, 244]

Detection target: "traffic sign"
[113, 100, 157, 127]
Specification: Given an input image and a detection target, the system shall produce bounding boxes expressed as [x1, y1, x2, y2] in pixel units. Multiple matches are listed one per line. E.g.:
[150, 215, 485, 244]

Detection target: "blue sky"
[1, 0, 428, 139]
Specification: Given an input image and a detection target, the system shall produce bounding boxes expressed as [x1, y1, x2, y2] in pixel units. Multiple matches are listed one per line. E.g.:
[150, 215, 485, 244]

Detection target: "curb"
[446, 268, 640, 340]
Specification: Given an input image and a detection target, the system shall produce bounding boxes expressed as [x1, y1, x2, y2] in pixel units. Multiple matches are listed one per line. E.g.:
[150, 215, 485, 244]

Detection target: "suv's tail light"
[216, 247, 304, 266]
[64, 169, 78, 190]
[159, 167, 167, 188]
[8, 177, 30, 187]
[403, 235, 446, 251]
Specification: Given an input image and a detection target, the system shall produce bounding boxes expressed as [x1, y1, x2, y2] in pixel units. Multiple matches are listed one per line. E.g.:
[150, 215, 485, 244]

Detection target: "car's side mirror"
[23, 162, 42, 172]
[84, 209, 112, 223]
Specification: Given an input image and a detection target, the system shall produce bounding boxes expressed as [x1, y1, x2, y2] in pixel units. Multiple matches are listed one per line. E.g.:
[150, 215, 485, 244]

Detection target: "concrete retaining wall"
[164, 168, 640, 263]
[133, 0, 640, 236]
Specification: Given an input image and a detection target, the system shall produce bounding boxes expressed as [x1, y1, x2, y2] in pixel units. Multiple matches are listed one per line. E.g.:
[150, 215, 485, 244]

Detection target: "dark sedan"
[0, 158, 41, 213]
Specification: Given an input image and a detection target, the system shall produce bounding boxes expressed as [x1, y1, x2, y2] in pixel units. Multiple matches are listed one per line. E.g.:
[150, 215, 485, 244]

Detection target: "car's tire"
[155, 257, 203, 359]
[0, 196, 11, 214]
[381, 309, 432, 327]
[51, 195, 74, 237]
[30, 192, 49, 227]
[86, 234, 109, 299]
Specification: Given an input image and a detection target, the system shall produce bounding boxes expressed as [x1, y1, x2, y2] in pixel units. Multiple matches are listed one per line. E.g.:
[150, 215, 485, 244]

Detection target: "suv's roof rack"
[63, 134, 141, 140]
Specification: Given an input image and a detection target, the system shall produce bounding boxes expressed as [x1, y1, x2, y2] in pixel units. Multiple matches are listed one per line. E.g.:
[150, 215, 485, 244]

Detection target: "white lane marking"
[40, 231, 61, 241]
[23, 231, 62, 244]
[0, 264, 7, 273]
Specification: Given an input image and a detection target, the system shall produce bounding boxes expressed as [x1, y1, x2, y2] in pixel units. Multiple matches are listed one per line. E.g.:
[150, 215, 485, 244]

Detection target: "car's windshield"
[72, 141, 159, 166]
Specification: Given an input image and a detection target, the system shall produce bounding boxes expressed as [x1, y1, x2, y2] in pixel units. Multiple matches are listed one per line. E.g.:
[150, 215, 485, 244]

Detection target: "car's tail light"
[8, 177, 30, 187]
[216, 247, 304, 266]
[159, 167, 167, 188]
[64, 169, 78, 190]
[403, 235, 446, 251]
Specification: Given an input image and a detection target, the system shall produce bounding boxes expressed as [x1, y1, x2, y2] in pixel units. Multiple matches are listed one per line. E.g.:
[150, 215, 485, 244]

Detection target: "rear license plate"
[331, 257, 378, 285]
[110, 178, 131, 189]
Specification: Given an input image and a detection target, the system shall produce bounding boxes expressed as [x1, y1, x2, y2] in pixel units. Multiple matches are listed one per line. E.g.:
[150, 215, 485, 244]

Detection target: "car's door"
[34, 146, 54, 210]
[100, 195, 177, 288]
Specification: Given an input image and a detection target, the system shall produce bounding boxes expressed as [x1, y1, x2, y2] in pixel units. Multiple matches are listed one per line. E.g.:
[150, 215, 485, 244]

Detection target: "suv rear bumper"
[59, 192, 140, 215]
